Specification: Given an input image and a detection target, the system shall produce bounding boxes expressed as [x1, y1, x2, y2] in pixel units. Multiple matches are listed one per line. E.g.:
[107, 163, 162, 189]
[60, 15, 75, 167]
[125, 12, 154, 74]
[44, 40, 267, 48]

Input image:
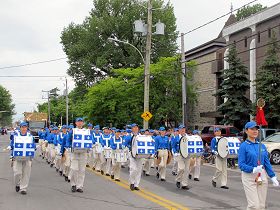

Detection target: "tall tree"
[0, 85, 15, 126]
[256, 32, 280, 127]
[236, 4, 267, 21]
[61, 0, 178, 86]
[216, 45, 251, 126]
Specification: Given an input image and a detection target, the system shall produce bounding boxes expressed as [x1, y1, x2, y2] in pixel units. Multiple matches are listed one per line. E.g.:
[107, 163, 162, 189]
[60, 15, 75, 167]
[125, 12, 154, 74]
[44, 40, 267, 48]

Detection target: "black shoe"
[182, 186, 190, 190]
[92, 167, 95, 171]
[47, 161, 50, 164]
[71, 186, 76, 192]
[65, 177, 68, 182]
[189, 174, 192, 179]
[86, 164, 89, 168]
[143, 170, 146, 175]
[194, 178, 200, 181]
[50, 163, 54, 168]
[15, 186, 20, 192]
[76, 188, 83, 193]
[172, 171, 176, 176]
[68, 179, 70, 183]
[130, 184, 135, 191]
[56, 168, 59, 172]
[212, 180, 216, 188]
[101, 170, 104, 175]
[134, 187, 140, 191]
[221, 186, 229, 189]
[20, 191, 27, 195]
[106, 173, 110, 176]
[160, 179, 166, 182]
[176, 182, 181, 189]
[121, 165, 125, 168]
[115, 179, 120, 182]
[156, 173, 159, 179]
[42, 157, 44, 159]
[59, 171, 63, 176]
[145, 174, 150, 176]
[96, 170, 101, 172]
[111, 175, 114, 180]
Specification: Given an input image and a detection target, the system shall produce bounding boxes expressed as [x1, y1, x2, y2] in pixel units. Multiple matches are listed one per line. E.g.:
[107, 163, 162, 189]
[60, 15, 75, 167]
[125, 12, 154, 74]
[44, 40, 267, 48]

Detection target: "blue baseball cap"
[245, 121, 260, 129]
[94, 125, 100, 129]
[115, 129, 121, 133]
[174, 128, 179, 132]
[192, 130, 199, 135]
[214, 127, 221, 132]
[178, 125, 185, 129]
[69, 125, 74, 129]
[88, 123, 93, 127]
[75, 117, 84, 122]
[53, 127, 58, 130]
[149, 129, 154, 133]
[140, 129, 145, 133]
[131, 123, 138, 128]
[111, 127, 116, 131]
[62, 125, 67, 129]
[126, 129, 132, 133]
[20, 122, 28, 127]
[159, 127, 166, 131]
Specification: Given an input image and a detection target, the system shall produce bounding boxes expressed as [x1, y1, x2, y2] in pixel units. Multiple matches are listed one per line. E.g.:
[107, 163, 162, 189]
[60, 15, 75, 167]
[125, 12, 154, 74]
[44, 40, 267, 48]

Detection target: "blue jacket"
[110, 136, 123, 150]
[102, 134, 112, 147]
[155, 135, 170, 151]
[238, 139, 275, 178]
[171, 135, 181, 154]
[53, 134, 63, 146]
[92, 132, 102, 144]
[47, 133, 55, 144]
[210, 137, 219, 153]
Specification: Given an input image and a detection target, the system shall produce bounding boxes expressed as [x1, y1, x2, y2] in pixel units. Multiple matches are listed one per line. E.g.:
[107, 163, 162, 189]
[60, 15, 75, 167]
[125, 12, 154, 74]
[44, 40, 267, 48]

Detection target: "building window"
[268, 28, 272, 38]
[258, 32, 261, 43]
[244, 36, 247, 47]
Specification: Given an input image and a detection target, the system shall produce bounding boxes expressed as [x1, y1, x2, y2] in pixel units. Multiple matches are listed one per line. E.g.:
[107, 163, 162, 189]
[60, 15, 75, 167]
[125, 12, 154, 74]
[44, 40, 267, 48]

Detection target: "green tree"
[0, 85, 15, 126]
[83, 57, 197, 128]
[236, 4, 267, 21]
[216, 45, 251, 126]
[61, 0, 178, 86]
[256, 32, 280, 127]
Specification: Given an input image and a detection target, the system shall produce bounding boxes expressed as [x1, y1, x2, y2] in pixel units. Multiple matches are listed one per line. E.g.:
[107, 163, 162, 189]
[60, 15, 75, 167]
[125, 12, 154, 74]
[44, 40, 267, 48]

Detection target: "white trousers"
[111, 158, 121, 180]
[212, 156, 227, 186]
[242, 171, 268, 210]
[157, 149, 168, 179]
[175, 155, 190, 187]
[143, 158, 153, 175]
[70, 152, 87, 189]
[189, 156, 201, 179]
[13, 160, 32, 191]
[129, 155, 143, 187]
[63, 150, 71, 177]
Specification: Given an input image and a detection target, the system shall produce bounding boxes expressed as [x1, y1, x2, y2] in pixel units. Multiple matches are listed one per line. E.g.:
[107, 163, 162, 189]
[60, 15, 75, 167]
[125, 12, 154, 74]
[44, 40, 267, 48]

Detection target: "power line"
[0, 76, 69, 78]
[179, 0, 259, 37]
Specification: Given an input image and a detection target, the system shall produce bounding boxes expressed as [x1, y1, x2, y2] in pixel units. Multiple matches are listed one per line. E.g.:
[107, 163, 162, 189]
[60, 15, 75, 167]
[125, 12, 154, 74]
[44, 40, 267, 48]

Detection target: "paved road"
[1, 135, 280, 210]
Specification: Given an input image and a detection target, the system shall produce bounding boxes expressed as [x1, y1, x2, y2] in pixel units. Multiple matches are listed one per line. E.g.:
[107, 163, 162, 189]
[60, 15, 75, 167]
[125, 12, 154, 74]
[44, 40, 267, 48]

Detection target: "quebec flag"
[187, 137, 204, 154]
[73, 129, 93, 149]
[228, 141, 240, 155]
[137, 140, 155, 155]
[13, 135, 35, 157]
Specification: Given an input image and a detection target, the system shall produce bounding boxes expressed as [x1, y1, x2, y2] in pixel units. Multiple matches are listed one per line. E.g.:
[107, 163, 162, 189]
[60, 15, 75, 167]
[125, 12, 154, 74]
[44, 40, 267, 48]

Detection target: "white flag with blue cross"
[73, 128, 93, 149]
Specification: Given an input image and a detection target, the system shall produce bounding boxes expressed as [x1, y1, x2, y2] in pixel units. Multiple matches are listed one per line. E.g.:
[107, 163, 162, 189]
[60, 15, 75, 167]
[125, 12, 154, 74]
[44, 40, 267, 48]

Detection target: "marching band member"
[86, 123, 93, 167]
[60, 125, 70, 182]
[171, 128, 179, 176]
[10, 122, 35, 195]
[239, 121, 279, 210]
[53, 127, 63, 175]
[92, 125, 104, 172]
[171, 125, 190, 190]
[44, 126, 51, 161]
[189, 130, 201, 181]
[47, 127, 56, 167]
[37, 128, 45, 157]
[211, 127, 228, 189]
[143, 129, 155, 176]
[110, 129, 124, 181]
[155, 127, 170, 181]
[101, 127, 112, 176]
[62, 118, 91, 193]
[124, 123, 142, 191]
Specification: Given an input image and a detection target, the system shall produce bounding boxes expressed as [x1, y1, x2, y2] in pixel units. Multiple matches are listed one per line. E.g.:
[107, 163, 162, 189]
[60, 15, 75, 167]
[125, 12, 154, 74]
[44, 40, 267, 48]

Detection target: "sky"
[0, 0, 279, 122]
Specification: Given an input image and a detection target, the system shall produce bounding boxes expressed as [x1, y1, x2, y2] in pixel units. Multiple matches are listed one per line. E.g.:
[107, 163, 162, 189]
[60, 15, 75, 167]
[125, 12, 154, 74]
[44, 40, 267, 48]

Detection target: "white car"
[263, 132, 280, 164]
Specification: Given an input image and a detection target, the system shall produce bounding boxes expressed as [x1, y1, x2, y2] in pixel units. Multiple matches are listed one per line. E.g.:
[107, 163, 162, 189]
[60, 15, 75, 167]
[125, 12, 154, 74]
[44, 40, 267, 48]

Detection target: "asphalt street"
[1, 135, 280, 210]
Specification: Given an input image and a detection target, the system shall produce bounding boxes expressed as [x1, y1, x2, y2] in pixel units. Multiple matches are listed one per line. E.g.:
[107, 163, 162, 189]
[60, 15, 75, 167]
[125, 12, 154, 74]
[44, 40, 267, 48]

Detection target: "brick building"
[185, 3, 280, 129]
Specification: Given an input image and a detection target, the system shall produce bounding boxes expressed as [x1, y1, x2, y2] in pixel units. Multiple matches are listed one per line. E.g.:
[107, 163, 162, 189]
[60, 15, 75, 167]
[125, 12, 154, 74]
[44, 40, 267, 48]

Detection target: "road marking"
[87, 168, 190, 210]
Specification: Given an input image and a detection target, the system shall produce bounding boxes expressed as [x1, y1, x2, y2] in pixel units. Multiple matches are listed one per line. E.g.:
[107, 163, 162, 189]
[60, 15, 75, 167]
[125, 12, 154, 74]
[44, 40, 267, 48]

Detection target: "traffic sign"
[141, 111, 153, 121]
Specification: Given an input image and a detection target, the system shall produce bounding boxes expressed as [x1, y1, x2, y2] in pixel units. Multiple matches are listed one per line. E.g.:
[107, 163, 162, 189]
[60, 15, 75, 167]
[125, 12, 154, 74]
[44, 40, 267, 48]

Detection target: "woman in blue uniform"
[238, 121, 279, 210]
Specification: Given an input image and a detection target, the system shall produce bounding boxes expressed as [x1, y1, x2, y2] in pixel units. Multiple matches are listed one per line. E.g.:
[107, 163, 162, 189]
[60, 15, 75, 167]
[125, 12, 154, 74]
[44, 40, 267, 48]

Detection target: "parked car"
[259, 128, 280, 141]
[201, 125, 242, 144]
[262, 132, 280, 164]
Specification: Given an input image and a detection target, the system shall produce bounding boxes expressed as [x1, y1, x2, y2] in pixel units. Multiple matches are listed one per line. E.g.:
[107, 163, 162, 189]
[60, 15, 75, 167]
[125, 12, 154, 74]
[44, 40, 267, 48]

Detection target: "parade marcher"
[62, 118, 91, 193]
[10, 122, 35, 195]
[86, 123, 93, 167]
[155, 127, 170, 181]
[38, 128, 45, 157]
[211, 127, 229, 189]
[101, 127, 112, 176]
[92, 125, 104, 172]
[239, 121, 279, 210]
[143, 129, 155, 176]
[171, 125, 190, 190]
[189, 130, 201, 181]
[60, 125, 70, 182]
[53, 127, 63, 175]
[110, 129, 124, 181]
[171, 128, 179, 176]
[46, 127, 56, 167]
[124, 123, 143, 191]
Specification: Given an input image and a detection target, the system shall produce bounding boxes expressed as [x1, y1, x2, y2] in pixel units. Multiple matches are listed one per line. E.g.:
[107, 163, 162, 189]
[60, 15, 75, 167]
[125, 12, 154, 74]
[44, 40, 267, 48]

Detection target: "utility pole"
[42, 90, 51, 126]
[181, 33, 187, 127]
[143, 0, 152, 130]
[65, 77, 69, 125]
